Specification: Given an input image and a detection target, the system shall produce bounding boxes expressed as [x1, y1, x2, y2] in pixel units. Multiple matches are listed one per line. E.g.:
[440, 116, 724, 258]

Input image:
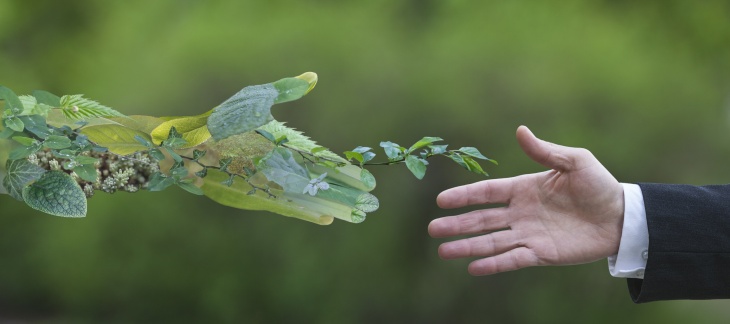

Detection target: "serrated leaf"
[43, 135, 72, 149]
[73, 164, 99, 182]
[3, 159, 46, 201]
[458, 147, 489, 160]
[81, 124, 153, 155]
[22, 171, 87, 217]
[258, 121, 348, 164]
[150, 111, 212, 147]
[405, 155, 427, 180]
[59, 94, 124, 120]
[408, 136, 443, 153]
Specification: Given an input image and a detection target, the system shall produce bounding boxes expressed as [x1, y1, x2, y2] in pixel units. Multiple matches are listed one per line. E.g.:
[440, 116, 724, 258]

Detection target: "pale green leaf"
[272, 78, 310, 104]
[22, 171, 87, 217]
[43, 135, 72, 149]
[81, 124, 153, 155]
[5, 117, 24, 132]
[150, 111, 212, 147]
[32, 90, 61, 107]
[0, 86, 23, 114]
[258, 121, 348, 164]
[360, 169, 376, 190]
[3, 158, 46, 201]
[73, 164, 98, 182]
[405, 155, 427, 179]
[408, 136, 443, 153]
[458, 147, 489, 160]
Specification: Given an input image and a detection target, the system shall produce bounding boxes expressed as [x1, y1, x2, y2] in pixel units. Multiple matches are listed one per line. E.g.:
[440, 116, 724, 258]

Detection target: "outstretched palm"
[429, 126, 624, 275]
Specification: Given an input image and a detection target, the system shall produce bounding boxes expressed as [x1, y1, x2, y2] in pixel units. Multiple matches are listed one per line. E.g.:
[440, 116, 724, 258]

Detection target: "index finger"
[436, 178, 514, 209]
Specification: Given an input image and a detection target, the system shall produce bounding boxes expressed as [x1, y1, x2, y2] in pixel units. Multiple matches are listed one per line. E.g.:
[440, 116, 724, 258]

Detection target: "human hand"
[428, 126, 624, 275]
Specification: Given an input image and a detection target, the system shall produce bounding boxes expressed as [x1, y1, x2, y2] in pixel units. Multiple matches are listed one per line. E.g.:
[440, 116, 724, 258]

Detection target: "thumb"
[516, 126, 587, 172]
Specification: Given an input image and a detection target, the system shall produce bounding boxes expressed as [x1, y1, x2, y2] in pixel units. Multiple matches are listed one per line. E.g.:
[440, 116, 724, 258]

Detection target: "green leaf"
[5, 117, 24, 132]
[207, 74, 317, 141]
[150, 111, 212, 147]
[59, 94, 125, 120]
[163, 146, 182, 162]
[147, 172, 175, 191]
[73, 156, 99, 165]
[408, 136, 443, 153]
[163, 137, 187, 149]
[22, 171, 87, 217]
[0, 86, 24, 114]
[405, 155, 427, 180]
[177, 180, 203, 195]
[8, 144, 41, 160]
[272, 77, 310, 104]
[360, 169, 376, 190]
[81, 124, 153, 155]
[3, 159, 46, 201]
[379, 141, 403, 160]
[458, 147, 489, 160]
[148, 148, 165, 161]
[429, 144, 448, 155]
[73, 164, 99, 182]
[18, 115, 51, 139]
[193, 149, 206, 161]
[462, 156, 489, 176]
[257, 121, 348, 164]
[310, 146, 327, 154]
[32, 90, 61, 107]
[0, 125, 14, 139]
[344, 151, 364, 164]
[257, 147, 310, 193]
[43, 135, 72, 149]
[12, 136, 36, 146]
[18, 95, 52, 117]
[256, 129, 277, 143]
[448, 153, 468, 169]
[195, 167, 208, 178]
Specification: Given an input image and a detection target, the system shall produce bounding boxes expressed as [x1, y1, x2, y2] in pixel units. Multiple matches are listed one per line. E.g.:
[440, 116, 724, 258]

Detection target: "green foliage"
[59, 94, 125, 120]
[22, 171, 87, 217]
[207, 73, 318, 141]
[3, 158, 46, 201]
[0, 76, 493, 222]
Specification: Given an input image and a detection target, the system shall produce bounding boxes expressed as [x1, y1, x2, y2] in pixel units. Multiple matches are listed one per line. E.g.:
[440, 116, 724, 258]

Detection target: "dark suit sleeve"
[627, 183, 730, 303]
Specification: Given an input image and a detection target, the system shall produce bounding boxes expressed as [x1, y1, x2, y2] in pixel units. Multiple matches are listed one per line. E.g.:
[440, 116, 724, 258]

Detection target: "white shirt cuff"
[608, 183, 649, 279]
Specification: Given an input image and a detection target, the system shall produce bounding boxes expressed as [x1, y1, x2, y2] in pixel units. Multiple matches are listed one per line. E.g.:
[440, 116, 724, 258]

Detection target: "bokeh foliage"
[1, 0, 730, 322]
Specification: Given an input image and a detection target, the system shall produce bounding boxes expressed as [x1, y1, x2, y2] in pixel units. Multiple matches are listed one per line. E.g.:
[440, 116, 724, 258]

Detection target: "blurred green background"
[2, 0, 730, 322]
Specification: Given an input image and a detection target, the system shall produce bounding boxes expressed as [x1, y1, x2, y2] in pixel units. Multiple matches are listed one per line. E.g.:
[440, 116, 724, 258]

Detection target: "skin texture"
[429, 126, 625, 275]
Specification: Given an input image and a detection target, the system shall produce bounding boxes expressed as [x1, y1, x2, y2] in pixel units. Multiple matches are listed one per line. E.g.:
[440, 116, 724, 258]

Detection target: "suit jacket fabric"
[628, 183, 730, 303]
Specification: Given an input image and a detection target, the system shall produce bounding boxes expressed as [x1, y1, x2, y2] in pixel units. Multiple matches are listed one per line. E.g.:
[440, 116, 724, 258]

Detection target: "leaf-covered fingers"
[428, 208, 509, 238]
[437, 230, 519, 260]
[467, 247, 540, 276]
[436, 178, 514, 209]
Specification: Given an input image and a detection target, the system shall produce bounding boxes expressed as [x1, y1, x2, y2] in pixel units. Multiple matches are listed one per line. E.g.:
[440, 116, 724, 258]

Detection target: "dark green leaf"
[148, 148, 165, 161]
[458, 147, 489, 160]
[22, 171, 86, 217]
[5, 117, 24, 132]
[221, 176, 234, 187]
[255, 129, 277, 144]
[167, 126, 182, 139]
[195, 167, 208, 178]
[177, 180, 203, 195]
[73, 164, 99, 182]
[18, 115, 51, 139]
[134, 135, 153, 148]
[3, 159, 46, 201]
[162, 146, 182, 162]
[32, 90, 61, 107]
[0, 86, 24, 114]
[43, 135, 72, 149]
[170, 166, 189, 179]
[74, 156, 99, 165]
[448, 153, 468, 169]
[408, 136, 443, 153]
[8, 144, 41, 160]
[193, 149, 206, 161]
[147, 172, 175, 191]
[405, 155, 427, 180]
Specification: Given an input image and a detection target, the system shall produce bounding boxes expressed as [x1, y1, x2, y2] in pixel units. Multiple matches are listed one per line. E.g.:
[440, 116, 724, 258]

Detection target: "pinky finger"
[467, 247, 540, 276]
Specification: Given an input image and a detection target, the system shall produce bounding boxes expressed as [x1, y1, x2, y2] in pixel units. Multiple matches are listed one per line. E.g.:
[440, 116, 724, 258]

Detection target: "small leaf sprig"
[345, 137, 497, 180]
